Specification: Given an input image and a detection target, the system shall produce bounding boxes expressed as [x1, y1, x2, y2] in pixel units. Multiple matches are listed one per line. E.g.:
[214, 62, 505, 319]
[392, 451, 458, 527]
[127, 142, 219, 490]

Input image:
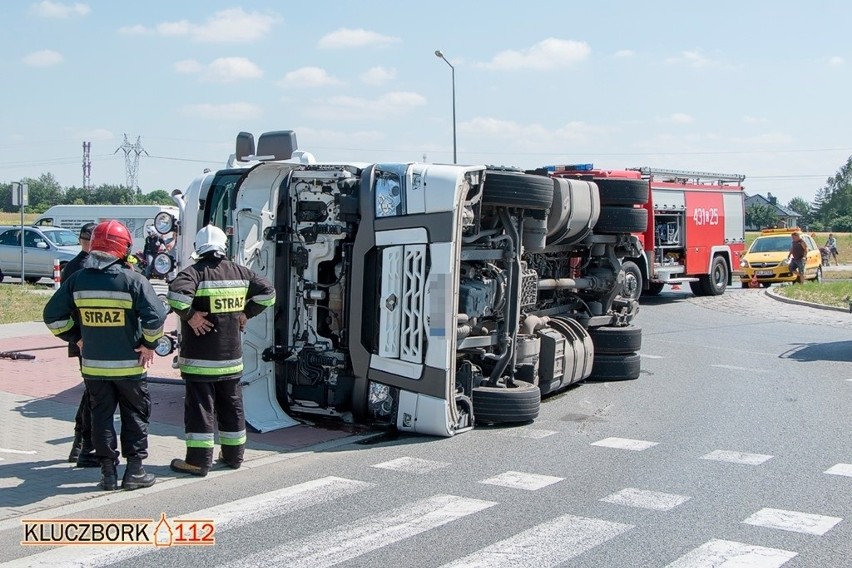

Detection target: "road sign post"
[11, 182, 29, 284]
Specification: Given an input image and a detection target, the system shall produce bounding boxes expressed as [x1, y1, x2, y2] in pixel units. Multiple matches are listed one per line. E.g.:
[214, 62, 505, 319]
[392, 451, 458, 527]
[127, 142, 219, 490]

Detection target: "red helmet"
[90, 220, 132, 259]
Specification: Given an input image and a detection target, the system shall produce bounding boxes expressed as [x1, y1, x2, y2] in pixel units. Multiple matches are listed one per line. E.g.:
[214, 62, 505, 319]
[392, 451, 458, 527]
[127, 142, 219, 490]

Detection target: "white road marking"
[825, 463, 852, 477]
[3, 476, 372, 567]
[480, 471, 564, 491]
[440, 514, 633, 567]
[664, 539, 797, 567]
[701, 449, 774, 465]
[600, 488, 690, 511]
[498, 427, 558, 439]
[225, 494, 496, 568]
[743, 508, 842, 536]
[711, 364, 770, 373]
[639, 354, 664, 359]
[0, 448, 37, 455]
[591, 437, 658, 451]
[372, 456, 450, 474]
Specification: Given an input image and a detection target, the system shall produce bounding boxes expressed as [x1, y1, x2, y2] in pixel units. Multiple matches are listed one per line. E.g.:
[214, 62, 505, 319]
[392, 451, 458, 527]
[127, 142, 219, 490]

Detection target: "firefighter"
[43, 220, 167, 491]
[61, 222, 99, 468]
[167, 225, 275, 477]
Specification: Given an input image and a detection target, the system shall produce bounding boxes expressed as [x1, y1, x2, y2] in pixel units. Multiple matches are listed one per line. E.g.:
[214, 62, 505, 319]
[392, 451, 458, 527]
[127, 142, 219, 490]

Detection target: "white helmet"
[194, 225, 227, 256]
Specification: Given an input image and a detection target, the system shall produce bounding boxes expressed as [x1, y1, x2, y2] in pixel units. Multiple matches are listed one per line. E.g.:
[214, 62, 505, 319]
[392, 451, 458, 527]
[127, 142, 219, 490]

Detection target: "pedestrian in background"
[44, 220, 167, 491]
[61, 222, 99, 468]
[825, 233, 839, 266]
[787, 231, 808, 284]
[167, 225, 275, 477]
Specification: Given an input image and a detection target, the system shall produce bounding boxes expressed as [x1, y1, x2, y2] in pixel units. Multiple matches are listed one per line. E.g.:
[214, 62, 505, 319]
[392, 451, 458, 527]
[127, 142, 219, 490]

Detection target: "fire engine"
[545, 166, 746, 299]
[153, 131, 648, 436]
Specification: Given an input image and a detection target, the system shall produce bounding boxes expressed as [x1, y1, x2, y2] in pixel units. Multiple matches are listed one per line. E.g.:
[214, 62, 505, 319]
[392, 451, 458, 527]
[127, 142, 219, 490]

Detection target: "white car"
[0, 226, 81, 283]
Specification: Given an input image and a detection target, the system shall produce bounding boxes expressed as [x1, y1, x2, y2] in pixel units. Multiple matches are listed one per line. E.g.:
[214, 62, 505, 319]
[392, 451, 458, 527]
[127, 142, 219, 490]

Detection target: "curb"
[764, 286, 851, 313]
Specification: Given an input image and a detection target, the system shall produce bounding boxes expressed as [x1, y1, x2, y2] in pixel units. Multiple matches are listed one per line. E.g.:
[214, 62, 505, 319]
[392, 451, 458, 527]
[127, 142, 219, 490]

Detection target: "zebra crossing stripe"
[700, 450, 773, 465]
[600, 488, 690, 511]
[743, 508, 842, 536]
[372, 456, 450, 474]
[480, 471, 564, 491]
[224, 494, 496, 568]
[825, 463, 852, 477]
[4, 476, 372, 568]
[440, 514, 633, 567]
[664, 539, 797, 567]
[591, 437, 658, 451]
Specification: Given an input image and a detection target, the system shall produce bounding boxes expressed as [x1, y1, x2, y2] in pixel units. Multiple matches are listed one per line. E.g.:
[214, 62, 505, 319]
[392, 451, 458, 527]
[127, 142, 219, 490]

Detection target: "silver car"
[0, 226, 81, 283]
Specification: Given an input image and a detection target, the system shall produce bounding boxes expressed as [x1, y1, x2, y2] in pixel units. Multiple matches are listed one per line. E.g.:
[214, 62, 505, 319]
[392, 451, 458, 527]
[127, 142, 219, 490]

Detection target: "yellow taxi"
[739, 228, 823, 287]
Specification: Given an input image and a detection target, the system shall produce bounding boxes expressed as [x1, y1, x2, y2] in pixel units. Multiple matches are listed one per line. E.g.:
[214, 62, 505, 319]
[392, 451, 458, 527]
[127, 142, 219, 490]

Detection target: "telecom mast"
[114, 134, 148, 196]
[82, 141, 92, 190]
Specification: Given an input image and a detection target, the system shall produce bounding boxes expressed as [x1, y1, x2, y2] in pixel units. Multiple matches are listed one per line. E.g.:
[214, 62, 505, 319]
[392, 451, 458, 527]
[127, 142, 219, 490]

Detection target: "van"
[34, 205, 180, 253]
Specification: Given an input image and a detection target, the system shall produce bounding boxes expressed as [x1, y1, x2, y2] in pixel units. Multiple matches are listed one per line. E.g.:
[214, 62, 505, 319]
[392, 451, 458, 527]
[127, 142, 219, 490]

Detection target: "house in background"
[744, 192, 801, 230]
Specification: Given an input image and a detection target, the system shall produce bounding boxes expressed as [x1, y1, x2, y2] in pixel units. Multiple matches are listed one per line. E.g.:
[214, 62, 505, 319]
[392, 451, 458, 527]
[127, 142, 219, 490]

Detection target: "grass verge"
[774, 280, 852, 309]
[0, 284, 51, 324]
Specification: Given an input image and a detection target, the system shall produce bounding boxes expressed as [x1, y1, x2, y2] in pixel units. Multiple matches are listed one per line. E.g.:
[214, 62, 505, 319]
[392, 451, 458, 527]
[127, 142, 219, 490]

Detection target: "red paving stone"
[0, 330, 360, 451]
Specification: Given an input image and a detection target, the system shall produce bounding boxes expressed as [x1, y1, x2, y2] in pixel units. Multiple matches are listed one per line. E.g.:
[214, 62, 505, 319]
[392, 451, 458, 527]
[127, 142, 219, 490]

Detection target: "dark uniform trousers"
[184, 378, 246, 467]
[85, 379, 151, 462]
[73, 357, 93, 447]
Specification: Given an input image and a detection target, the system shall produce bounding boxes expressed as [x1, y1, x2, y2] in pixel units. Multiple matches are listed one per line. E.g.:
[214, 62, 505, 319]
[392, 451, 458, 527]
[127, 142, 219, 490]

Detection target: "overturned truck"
[167, 131, 648, 437]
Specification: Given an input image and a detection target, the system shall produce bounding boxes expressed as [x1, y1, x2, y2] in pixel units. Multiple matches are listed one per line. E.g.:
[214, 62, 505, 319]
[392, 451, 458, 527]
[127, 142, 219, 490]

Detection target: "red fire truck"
[547, 166, 746, 299]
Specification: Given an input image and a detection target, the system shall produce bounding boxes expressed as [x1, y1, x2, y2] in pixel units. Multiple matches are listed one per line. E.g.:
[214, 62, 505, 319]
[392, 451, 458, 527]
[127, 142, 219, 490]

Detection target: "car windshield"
[750, 236, 792, 253]
[43, 229, 79, 246]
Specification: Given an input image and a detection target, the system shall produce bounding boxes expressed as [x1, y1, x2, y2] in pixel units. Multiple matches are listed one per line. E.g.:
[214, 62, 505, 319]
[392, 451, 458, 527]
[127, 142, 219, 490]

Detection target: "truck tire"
[696, 255, 728, 296]
[594, 178, 649, 206]
[618, 260, 642, 301]
[586, 353, 641, 382]
[594, 206, 648, 234]
[482, 171, 554, 211]
[472, 379, 541, 424]
[589, 325, 642, 355]
[645, 282, 665, 296]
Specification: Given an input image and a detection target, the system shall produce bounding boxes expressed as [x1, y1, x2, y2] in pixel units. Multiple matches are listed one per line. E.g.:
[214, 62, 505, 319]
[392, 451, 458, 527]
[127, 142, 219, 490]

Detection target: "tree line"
[0, 173, 173, 214]
[746, 155, 852, 231]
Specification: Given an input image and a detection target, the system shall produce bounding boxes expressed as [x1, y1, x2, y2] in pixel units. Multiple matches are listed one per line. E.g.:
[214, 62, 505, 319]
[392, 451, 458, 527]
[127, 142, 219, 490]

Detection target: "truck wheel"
[618, 261, 642, 301]
[645, 282, 665, 296]
[589, 325, 642, 355]
[586, 353, 641, 382]
[482, 171, 554, 211]
[472, 379, 541, 424]
[697, 256, 728, 296]
[594, 206, 648, 234]
[594, 178, 649, 206]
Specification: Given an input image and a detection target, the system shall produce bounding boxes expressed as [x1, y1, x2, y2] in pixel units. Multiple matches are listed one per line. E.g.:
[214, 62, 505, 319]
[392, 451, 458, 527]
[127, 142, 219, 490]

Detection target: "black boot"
[75, 441, 100, 468]
[122, 460, 156, 490]
[68, 433, 83, 463]
[98, 459, 118, 491]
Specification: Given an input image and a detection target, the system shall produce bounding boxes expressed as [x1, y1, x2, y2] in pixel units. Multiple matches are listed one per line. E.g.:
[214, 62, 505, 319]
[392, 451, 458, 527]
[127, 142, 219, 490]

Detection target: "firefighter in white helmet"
[167, 225, 275, 476]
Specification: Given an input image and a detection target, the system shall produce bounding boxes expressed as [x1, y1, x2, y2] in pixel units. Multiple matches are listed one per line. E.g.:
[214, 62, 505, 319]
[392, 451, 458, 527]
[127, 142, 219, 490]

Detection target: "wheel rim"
[623, 273, 639, 299]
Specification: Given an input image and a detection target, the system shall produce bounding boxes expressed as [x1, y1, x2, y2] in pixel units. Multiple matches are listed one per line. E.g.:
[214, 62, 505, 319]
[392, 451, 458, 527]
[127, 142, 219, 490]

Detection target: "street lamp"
[434, 50, 457, 164]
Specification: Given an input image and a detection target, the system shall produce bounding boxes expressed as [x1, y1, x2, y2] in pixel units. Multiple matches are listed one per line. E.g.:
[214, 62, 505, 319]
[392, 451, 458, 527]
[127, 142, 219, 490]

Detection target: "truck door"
[684, 192, 723, 275]
[233, 165, 300, 432]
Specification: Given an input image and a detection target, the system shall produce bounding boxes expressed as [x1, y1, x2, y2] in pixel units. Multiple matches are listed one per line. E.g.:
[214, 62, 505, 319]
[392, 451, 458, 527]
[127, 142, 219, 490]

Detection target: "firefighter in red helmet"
[44, 220, 168, 491]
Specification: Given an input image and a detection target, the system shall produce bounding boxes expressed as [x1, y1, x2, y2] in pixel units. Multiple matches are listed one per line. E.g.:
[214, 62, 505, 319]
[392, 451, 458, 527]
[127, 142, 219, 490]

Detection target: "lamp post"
[434, 50, 457, 164]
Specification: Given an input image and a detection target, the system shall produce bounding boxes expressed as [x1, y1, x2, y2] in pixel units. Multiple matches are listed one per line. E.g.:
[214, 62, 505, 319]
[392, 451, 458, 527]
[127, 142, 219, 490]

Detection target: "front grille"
[750, 262, 780, 268]
[400, 245, 426, 363]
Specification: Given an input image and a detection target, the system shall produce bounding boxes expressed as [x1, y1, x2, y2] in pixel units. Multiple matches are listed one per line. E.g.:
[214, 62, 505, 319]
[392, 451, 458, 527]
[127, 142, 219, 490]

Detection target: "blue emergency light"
[543, 163, 594, 172]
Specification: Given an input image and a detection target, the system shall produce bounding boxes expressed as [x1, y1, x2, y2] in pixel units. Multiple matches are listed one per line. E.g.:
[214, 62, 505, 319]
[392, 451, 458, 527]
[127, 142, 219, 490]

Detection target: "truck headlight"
[154, 334, 176, 357]
[152, 253, 174, 277]
[368, 381, 397, 419]
[374, 169, 405, 218]
[154, 212, 176, 235]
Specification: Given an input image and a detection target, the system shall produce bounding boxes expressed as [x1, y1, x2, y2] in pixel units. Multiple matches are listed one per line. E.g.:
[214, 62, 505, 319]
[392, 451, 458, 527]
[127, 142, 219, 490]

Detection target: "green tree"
[746, 203, 778, 230]
[816, 155, 852, 228]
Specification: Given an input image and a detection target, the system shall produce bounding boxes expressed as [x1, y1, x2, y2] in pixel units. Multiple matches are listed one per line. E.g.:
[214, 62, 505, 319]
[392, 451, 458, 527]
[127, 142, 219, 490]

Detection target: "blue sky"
[1, 1, 850, 206]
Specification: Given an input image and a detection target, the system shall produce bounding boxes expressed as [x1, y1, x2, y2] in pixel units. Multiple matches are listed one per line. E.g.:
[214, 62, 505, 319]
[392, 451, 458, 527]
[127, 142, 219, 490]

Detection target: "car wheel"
[472, 379, 541, 425]
[814, 266, 823, 283]
[761, 282, 772, 288]
[24, 276, 41, 284]
[618, 261, 642, 301]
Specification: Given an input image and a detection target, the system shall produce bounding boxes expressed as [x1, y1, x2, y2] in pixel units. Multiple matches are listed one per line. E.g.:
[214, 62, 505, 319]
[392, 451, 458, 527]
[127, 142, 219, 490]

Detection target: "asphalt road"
[1, 286, 849, 567]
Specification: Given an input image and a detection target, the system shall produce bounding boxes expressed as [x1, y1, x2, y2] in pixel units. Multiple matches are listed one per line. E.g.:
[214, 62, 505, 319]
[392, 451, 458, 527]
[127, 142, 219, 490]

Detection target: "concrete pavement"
[0, 316, 362, 522]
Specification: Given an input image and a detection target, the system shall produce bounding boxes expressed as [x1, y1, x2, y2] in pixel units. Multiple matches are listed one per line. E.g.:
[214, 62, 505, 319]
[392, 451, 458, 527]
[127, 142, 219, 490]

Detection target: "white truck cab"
[167, 131, 646, 436]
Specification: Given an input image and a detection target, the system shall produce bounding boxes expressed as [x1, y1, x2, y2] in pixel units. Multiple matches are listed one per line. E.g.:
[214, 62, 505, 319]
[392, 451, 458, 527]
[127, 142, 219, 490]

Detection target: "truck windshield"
[203, 171, 246, 257]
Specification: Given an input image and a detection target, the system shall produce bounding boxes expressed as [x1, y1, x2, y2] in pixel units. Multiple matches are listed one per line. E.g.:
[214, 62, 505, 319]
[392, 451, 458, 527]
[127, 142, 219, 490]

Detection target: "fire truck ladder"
[629, 167, 745, 185]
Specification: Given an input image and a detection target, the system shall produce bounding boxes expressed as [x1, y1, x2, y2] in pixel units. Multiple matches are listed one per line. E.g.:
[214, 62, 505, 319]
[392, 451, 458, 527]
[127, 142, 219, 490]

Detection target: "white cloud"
[828, 56, 844, 66]
[460, 117, 611, 143]
[360, 66, 396, 85]
[32, 1, 90, 18]
[318, 28, 400, 49]
[127, 8, 280, 43]
[74, 128, 113, 142]
[664, 50, 715, 68]
[479, 38, 591, 70]
[278, 66, 342, 88]
[206, 57, 263, 82]
[182, 103, 263, 120]
[668, 113, 695, 124]
[742, 115, 768, 124]
[22, 49, 64, 67]
[174, 59, 203, 74]
[614, 49, 635, 58]
[307, 92, 426, 120]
